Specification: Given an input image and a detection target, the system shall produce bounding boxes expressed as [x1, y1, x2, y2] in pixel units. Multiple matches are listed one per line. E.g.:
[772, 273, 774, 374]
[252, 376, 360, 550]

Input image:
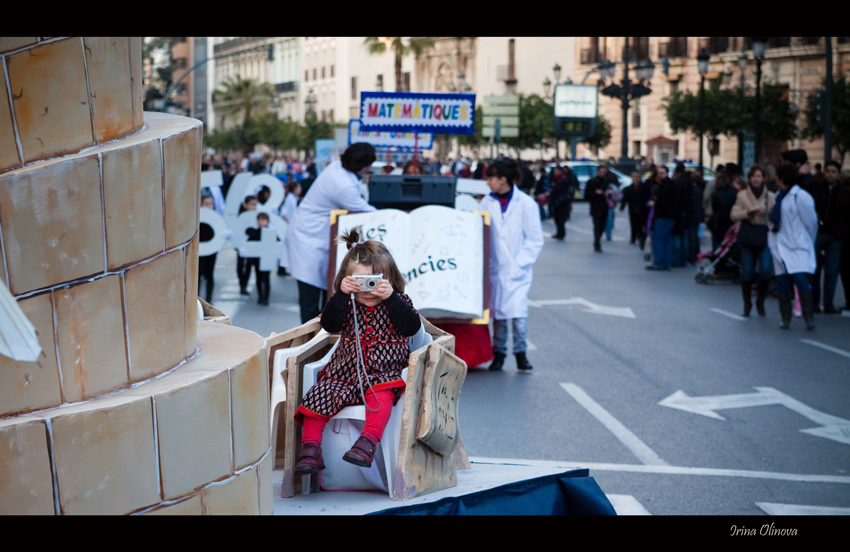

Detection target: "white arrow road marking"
[800, 339, 850, 360]
[756, 502, 850, 516]
[561, 383, 668, 466]
[607, 494, 652, 515]
[529, 298, 636, 319]
[659, 387, 850, 445]
[710, 308, 747, 322]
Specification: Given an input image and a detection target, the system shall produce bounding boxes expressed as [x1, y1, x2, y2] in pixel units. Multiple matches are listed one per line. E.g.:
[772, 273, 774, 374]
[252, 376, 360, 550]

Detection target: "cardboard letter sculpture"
[0, 37, 272, 515]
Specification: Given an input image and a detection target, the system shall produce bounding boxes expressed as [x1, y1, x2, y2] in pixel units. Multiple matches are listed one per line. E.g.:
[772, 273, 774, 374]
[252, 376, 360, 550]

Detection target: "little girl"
[294, 228, 421, 476]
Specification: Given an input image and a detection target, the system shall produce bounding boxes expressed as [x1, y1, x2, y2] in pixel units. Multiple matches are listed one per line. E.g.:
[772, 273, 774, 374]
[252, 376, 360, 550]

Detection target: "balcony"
[767, 37, 791, 49]
[624, 41, 649, 61]
[213, 37, 267, 54]
[275, 81, 298, 94]
[698, 37, 729, 55]
[795, 37, 822, 46]
[581, 48, 601, 65]
[659, 38, 688, 58]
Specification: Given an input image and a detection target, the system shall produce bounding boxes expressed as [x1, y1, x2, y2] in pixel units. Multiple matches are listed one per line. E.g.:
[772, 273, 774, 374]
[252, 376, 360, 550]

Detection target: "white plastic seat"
[269, 330, 328, 465]
[301, 321, 433, 494]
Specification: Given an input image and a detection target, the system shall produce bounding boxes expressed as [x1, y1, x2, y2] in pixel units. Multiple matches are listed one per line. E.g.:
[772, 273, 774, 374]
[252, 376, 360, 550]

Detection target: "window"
[376, 74, 383, 91]
[175, 57, 188, 69]
[313, 68, 317, 80]
[631, 98, 641, 128]
[633, 141, 641, 157]
[305, 69, 309, 82]
[322, 66, 325, 79]
[331, 65, 335, 78]
[351, 76, 357, 100]
[329, 109, 334, 122]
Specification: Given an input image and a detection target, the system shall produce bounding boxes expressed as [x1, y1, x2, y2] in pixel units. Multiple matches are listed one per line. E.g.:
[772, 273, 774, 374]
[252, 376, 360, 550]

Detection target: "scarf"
[750, 184, 765, 198]
[769, 187, 789, 227]
[490, 187, 514, 213]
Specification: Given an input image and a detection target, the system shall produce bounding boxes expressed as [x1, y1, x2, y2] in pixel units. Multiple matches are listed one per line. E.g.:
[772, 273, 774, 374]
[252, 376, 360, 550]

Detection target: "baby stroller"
[695, 223, 742, 284]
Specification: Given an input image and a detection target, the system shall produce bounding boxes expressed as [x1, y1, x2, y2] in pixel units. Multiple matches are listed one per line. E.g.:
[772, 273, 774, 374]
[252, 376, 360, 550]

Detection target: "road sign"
[482, 95, 519, 142]
[483, 126, 518, 138]
[483, 116, 518, 127]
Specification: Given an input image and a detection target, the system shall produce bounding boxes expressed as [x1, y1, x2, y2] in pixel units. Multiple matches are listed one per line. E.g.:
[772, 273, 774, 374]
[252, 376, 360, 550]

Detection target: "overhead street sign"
[482, 95, 519, 143]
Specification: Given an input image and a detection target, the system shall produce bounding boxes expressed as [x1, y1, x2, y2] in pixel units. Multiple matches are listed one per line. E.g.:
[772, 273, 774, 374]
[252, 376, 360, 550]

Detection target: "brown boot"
[294, 442, 325, 477]
[342, 436, 377, 468]
[741, 283, 752, 317]
[756, 280, 769, 317]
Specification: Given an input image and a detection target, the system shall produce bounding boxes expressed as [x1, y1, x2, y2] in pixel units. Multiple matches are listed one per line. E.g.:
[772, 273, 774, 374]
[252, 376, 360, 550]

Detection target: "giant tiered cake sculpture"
[0, 37, 272, 515]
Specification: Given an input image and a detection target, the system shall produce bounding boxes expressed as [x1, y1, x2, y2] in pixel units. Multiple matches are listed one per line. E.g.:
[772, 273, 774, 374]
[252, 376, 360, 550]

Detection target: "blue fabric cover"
[368, 469, 616, 515]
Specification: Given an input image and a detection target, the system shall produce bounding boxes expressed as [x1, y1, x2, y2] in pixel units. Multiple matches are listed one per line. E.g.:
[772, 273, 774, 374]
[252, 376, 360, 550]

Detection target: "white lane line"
[800, 339, 850, 360]
[565, 223, 627, 242]
[607, 494, 652, 515]
[756, 502, 850, 515]
[560, 383, 669, 466]
[469, 457, 850, 484]
[710, 308, 746, 322]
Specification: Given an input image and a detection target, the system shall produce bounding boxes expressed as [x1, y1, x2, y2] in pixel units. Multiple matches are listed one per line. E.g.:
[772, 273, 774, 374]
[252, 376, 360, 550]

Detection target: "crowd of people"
[199, 145, 849, 333]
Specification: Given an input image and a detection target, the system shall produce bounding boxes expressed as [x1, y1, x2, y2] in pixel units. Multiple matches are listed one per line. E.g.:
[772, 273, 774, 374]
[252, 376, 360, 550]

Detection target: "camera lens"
[367, 279, 376, 288]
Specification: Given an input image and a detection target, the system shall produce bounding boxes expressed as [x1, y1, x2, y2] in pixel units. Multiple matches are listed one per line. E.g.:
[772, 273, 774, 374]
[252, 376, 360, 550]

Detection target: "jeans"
[492, 318, 528, 355]
[672, 231, 688, 267]
[652, 217, 675, 269]
[738, 244, 773, 283]
[605, 209, 615, 239]
[775, 272, 812, 295]
[813, 233, 842, 310]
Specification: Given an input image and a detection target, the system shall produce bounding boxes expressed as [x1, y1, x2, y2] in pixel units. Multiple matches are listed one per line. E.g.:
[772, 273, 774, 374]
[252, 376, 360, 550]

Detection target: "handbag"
[737, 192, 768, 249]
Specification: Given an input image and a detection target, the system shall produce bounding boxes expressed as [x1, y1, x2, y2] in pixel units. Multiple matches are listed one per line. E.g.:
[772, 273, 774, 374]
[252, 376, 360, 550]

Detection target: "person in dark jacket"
[646, 165, 677, 270]
[709, 173, 739, 251]
[671, 163, 693, 267]
[584, 164, 612, 252]
[548, 165, 575, 240]
[808, 161, 850, 313]
[620, 171, 651, 250]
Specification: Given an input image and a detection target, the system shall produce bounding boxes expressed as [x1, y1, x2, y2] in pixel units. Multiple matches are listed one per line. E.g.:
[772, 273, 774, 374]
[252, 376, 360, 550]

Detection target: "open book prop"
[328, 206, 490, 324]
[272, 316, 470, 500]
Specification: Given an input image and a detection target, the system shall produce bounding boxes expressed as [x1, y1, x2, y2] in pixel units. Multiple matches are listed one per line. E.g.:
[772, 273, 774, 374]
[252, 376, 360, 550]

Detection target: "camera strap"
[350, 293, 381, 413]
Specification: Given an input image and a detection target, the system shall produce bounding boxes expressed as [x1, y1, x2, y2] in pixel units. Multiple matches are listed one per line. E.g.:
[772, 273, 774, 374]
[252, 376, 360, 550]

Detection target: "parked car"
[664, 161, 716, 184]
[546, 161, 631, 200]
[370, 161, 403, 176]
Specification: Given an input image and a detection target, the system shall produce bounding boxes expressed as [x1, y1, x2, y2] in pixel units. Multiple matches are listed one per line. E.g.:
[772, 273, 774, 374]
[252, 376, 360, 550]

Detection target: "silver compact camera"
[352, 273, 383, 292]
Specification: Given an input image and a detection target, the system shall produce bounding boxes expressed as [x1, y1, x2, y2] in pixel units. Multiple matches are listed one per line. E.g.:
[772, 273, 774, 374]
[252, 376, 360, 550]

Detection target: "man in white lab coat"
[280, 143, 377, 322]
[478, 159, 544, 372]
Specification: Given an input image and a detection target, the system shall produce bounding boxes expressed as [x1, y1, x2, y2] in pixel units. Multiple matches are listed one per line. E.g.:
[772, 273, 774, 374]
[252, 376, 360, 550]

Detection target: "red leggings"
[301, 389, 396, 446]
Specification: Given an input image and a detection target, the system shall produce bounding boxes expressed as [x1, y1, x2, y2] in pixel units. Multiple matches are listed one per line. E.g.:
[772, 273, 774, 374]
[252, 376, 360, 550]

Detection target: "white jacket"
[279, 161, 375, 289]
[767, 185, 817, 275]
[479, 186, 544, 320]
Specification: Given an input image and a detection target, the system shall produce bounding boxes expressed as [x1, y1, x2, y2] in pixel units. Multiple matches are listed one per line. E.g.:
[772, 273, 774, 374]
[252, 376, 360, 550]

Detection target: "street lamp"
[552, 63, 561, 84]
[598, 38, 655, 169]
[697, 49, 710, 176]
[542, 77, 552, 99]
[750, 37, 767, 164]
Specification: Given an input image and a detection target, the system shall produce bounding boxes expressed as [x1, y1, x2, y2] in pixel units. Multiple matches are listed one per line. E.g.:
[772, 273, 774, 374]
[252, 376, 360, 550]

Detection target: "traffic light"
[268, 44, 274, 62]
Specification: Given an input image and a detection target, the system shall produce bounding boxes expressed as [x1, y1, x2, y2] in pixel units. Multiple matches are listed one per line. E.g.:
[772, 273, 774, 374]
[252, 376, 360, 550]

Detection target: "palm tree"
[363, 37, 434, 92]
[214, 74, 275, 128]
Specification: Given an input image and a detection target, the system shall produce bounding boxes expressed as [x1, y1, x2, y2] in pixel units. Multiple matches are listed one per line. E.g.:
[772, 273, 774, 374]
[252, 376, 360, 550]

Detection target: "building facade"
[210, 37, 301, 132]
[572, 37, 850, 168]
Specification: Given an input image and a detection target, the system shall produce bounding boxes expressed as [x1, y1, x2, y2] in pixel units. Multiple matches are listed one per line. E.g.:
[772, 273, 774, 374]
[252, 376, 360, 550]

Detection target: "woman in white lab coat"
[280, 143, 377, 322]
[767, 163, 818, 330]
[478, 159, 544, 372]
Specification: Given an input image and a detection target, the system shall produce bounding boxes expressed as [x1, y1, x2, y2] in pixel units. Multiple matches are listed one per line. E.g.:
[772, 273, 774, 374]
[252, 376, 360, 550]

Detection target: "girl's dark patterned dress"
[295, 292, 419, 425]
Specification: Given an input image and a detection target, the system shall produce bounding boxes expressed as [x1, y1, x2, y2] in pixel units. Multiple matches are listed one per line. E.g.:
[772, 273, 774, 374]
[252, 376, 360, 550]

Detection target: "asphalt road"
[210, 205, 850, 516]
